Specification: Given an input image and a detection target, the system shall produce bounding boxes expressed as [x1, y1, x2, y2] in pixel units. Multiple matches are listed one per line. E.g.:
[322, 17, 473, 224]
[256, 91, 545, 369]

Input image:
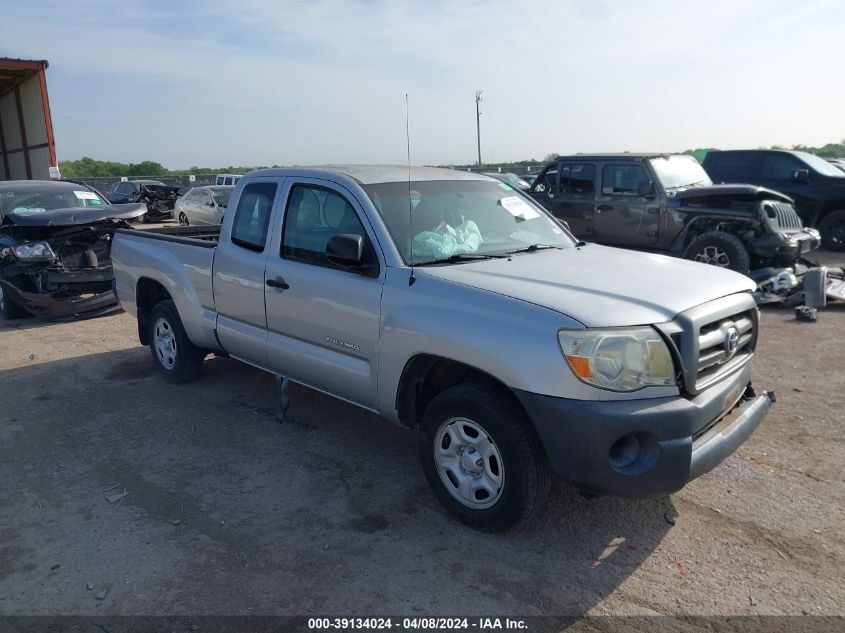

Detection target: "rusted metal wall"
[0, 59, 56, 180]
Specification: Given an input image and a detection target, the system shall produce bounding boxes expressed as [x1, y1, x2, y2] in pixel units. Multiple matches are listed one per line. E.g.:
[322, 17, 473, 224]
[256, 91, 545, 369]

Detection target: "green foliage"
[58, 157, 268, 178]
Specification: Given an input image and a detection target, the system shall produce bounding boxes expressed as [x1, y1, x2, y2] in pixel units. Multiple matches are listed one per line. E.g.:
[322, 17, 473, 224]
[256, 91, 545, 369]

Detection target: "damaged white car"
[0, 180, 146, 319]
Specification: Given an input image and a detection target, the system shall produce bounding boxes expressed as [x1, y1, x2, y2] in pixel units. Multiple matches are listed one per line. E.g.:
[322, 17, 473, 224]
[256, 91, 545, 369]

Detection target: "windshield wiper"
[506, 244, 561, 255]
[414, 253, 508, 266]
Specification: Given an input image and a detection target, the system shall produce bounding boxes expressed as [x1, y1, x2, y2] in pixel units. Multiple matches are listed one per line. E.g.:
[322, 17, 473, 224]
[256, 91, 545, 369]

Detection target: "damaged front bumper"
[0, 276, 117, 318]
[750, 228, 820, 264]
[515, 363, 774, 497]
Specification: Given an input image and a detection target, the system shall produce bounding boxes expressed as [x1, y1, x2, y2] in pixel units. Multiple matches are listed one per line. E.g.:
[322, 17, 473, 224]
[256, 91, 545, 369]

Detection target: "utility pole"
[475, 90, 483, 166]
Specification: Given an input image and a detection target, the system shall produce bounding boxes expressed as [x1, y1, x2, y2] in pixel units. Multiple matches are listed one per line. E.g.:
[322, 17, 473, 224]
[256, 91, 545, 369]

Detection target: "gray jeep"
[529, 153, 820, 273]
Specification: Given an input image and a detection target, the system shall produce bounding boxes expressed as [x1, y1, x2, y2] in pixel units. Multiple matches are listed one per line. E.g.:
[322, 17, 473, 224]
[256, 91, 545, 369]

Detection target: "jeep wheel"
[148, 299, 205, 383]
[818, 210, 845, 251]
[418, 383, 549, 533]
[683, 231, 751, 274]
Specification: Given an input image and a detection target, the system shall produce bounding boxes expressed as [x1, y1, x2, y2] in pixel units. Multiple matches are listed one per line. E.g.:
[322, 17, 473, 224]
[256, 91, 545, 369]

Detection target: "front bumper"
[1, 280, 117, 318]
[750, 229, 820, 263]
[515, 365, 774, 496]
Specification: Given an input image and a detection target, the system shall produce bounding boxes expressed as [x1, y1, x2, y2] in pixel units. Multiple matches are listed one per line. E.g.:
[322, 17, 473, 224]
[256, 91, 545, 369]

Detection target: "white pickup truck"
[112, 165, 775, 532]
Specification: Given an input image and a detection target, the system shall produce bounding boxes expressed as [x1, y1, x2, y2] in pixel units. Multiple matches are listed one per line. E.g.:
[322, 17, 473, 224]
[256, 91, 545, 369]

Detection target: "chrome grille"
[765, 201, 803, 230]
[659, 293, 759, 396]
[695, 310, 755, 388]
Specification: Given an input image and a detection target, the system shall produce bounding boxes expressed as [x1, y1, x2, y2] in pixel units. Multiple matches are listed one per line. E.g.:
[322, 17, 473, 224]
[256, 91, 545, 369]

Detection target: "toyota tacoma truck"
[112, 166, 775, 532]
[529, 153, 820, 273]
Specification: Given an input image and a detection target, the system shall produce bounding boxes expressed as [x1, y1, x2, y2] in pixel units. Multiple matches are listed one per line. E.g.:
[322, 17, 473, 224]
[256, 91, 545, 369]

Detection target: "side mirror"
[792, 169, 810, 184]
[326, 234, 364, 268]
[638, 180, 656, 197]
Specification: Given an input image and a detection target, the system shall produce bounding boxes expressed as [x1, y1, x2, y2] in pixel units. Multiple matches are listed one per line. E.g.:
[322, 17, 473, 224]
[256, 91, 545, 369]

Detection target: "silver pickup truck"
[112, 166, 775, 532]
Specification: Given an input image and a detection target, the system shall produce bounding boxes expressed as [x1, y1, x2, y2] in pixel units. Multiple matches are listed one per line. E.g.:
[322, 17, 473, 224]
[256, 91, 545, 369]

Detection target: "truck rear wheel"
[148, 299, 205, 383]
[418, 383, 549, 532]
[818, 210, 845, 251]
[683, 231, 751, 274]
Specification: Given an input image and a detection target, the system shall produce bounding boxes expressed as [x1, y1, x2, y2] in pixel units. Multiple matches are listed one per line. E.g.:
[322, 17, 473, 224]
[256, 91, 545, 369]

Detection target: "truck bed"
[111, 224, 221, 350]
[116, 224, 220, 247]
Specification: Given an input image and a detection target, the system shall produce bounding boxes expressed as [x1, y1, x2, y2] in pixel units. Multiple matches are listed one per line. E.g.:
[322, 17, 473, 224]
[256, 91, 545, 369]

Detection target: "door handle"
[266, 277, 290, 290]
[596, 204, 613, 211]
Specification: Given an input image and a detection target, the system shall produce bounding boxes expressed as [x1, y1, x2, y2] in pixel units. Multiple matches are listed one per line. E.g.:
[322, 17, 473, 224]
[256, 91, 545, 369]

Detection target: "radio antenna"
[406, 93, 416, 286]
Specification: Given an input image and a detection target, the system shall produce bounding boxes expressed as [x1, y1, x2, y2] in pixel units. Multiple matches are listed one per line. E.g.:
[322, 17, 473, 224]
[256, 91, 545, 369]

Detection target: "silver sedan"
[175, 186, 234, 226]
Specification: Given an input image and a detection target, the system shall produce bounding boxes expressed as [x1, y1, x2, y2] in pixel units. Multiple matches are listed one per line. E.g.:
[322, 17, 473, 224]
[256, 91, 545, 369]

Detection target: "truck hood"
[419, 245, 755, 327]
[674, 183, 792, 203]
[1, 203, 147, 227]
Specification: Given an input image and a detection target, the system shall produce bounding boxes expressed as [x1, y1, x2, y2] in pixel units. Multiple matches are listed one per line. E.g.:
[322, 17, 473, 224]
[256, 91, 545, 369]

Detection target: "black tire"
[141, 211, 153, 224]
[418, 382, 549, 533]
[0, 284, 29, 320]
[178, 212, 189, 226]
[818, 210, 845, 251]
[148, 299, 205, 383]
[683, 231, 751, 274]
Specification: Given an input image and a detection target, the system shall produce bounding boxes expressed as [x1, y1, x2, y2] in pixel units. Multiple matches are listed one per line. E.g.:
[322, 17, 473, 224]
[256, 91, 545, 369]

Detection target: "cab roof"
[246, 165, 492, 185]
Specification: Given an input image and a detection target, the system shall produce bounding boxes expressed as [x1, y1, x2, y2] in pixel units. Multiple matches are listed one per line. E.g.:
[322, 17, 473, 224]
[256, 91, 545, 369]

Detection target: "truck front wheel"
[418, 383, 549, 532]
[148, 299, 205, 383]
[818, 210, 845, 251]
[683, 231, 751, 273]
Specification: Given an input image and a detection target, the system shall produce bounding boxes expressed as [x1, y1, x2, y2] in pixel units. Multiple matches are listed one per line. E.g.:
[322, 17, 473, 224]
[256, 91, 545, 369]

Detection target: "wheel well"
[678, 218, 755, 250]
[819, 202, 845, 223]
[136, 278, 171, 345]
[395, 355, 525, 429]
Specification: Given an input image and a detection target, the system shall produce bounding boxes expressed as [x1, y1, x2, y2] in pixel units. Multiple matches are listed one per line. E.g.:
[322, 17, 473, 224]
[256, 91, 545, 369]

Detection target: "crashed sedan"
[0, 180, 145, 319]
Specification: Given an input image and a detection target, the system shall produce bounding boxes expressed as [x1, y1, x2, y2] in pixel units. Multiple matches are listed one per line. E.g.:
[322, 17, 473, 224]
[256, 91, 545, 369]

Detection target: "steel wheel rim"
[153, 317, 177, 369]
[694, 245, 730, 267]
[433, 417, 504, 509]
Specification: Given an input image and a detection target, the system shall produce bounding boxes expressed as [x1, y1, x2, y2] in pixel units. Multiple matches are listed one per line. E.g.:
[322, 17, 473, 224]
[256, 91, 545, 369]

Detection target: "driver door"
[263, 179, 384, 409]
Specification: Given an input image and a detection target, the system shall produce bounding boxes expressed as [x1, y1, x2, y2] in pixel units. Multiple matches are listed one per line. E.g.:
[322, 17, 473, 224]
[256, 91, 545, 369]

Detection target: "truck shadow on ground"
[0, 348, 675, 615]
[0, 306, 123, 332]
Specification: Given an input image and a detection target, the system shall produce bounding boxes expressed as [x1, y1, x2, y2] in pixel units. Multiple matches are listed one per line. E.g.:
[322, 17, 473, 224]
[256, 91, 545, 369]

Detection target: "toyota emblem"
[725, 326, 740, 355]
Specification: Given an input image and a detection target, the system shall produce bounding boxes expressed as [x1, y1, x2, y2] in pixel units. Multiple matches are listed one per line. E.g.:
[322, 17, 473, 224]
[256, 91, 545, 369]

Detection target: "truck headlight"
[12, 241, 56, 262]
[558, 327, 676, 392]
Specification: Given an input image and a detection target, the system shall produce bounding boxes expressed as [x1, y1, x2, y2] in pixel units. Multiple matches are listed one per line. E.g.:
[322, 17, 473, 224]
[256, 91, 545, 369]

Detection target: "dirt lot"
[1, 253, 843, 619]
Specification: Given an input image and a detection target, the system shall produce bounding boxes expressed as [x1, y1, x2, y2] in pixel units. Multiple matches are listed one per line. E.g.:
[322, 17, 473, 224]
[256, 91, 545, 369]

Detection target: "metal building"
[0, 58, 57, 180]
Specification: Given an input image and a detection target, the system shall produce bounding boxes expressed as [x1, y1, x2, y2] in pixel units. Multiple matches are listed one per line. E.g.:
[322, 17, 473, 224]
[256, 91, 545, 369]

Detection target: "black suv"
[528, 153, 819, 273]
[703, 149, 845, 250]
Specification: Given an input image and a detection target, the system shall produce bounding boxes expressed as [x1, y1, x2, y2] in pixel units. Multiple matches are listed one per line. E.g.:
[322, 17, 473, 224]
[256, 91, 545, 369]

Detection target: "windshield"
[362, 180, 574, 265]
[649, 155, 713, 189]
[796, 151, 845, 177]
[0, 185, 107, 218]
[211, 188, 233, 206]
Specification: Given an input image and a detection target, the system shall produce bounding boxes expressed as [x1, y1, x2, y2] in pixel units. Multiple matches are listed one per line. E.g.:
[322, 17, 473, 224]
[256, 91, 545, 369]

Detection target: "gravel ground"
[0, 250, 843, 619]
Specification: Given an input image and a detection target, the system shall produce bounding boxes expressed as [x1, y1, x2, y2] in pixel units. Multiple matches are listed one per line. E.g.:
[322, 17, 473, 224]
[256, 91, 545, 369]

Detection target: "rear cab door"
[263, 177, 385, 410]
[212, 177, 285, 366]
[557, 161, 598, 237]
[594, 161, 659, 246]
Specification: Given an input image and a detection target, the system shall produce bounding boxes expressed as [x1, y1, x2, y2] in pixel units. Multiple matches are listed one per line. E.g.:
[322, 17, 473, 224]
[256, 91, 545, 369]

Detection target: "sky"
[2, 0, 843, 169]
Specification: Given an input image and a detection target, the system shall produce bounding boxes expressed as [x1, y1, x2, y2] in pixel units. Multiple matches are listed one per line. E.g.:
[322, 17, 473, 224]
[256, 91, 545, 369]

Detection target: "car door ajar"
[263, 180, 384, 410]
[594, 163, 659, 247]
[212, 179, 283, 366]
